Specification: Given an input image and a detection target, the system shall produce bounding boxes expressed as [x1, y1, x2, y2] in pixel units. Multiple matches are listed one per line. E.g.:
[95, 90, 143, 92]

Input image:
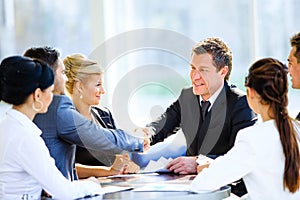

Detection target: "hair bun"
[0, 55, 54, 105]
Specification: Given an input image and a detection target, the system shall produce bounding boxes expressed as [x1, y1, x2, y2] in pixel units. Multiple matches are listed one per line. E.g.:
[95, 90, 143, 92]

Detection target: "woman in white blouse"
[0, 56, 102, 199]
[190, 58, 300, 200]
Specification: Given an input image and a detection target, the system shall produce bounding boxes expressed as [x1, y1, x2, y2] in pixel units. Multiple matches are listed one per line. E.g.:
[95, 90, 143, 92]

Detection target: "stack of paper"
[139, 157, 173, 173]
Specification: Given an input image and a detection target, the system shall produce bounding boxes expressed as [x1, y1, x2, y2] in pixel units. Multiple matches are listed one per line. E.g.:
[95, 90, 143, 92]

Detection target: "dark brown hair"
[245, 58, 300, 193]
[24, 46, 60, 72]
[290, 33, 300, 63]
[192, 37, 232, 81]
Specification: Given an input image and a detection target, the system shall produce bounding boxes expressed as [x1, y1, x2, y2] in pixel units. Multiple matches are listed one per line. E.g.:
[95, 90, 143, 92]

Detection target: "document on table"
[139, 157, 173, 173]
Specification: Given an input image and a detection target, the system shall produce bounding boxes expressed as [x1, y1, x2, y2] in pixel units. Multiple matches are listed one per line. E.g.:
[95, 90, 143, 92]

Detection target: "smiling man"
[288, 33, 300, 120]
[143, 37, 257, 196]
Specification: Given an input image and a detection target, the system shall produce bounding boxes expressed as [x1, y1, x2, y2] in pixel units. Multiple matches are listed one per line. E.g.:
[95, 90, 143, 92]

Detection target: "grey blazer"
[33, 95, 143, 180]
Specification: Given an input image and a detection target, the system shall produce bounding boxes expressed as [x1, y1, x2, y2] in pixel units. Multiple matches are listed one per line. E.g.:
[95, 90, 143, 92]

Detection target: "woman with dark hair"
[0, 56, 102, 199]
[190, 58, 300, 199]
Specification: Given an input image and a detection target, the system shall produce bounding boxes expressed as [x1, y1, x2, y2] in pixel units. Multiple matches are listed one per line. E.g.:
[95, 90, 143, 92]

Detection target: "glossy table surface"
[83, 173, 231, 200]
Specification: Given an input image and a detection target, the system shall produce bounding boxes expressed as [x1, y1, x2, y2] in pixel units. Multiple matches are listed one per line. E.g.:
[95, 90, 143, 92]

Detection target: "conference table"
[82, 173, 235, 200]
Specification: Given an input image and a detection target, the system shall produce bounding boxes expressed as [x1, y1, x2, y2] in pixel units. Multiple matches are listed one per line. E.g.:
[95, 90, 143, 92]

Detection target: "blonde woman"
[64, 54, 139, 178]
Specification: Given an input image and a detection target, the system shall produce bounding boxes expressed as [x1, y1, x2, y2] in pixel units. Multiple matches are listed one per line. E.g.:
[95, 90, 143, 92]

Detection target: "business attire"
[296, 112, 300, 121]
[0, 109, 102, 199]
[149, 81, 257, 157]
[190, 120, 300, 200]
[148, 81, 257, 196]
[33, 95, 143, 181]
[76, 106, 117, 166]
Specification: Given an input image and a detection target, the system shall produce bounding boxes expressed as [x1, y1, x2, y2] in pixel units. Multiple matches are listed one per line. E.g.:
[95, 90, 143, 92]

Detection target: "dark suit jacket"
[33, 95, 143, 180]
[296, 112, 300, 121]
[149, 81, 257, 156]
[75, 106, 117, 166]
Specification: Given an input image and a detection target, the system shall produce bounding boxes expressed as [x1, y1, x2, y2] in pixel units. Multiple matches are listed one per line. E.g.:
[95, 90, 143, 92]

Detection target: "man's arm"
[57, 96, 144, 153]
[229, 95, 257, 147]
[147, 99, 182, 145]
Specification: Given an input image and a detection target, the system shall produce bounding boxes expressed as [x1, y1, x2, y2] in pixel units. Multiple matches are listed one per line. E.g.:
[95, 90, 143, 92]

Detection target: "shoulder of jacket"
[55, 94, 72, 102]
[180, 86, 194, 95]
[226, 83, 246, 99]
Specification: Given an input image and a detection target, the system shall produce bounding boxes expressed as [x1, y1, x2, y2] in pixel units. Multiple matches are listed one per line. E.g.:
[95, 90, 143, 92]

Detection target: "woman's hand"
[111, 154, 140, 174]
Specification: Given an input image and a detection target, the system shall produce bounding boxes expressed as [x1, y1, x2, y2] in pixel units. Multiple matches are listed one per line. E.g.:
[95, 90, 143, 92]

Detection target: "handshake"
[133, 127, 156, 152]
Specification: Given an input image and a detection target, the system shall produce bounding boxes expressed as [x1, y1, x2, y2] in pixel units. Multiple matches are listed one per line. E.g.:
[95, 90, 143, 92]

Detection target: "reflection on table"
[86, 173, 232, 200]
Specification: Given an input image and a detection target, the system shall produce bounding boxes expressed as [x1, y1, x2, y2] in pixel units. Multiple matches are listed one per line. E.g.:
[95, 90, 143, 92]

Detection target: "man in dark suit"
[24, 47, 146, 181]
[288, 32, 300, 120]
[143, 37, 257, 196]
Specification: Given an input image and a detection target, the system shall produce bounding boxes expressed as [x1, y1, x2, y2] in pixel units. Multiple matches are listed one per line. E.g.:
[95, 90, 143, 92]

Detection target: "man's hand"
[143, 137, 150, 152]
[165, 156, 198, 174]
[134, 127, 154, 152]
[134, 127, 154, 137]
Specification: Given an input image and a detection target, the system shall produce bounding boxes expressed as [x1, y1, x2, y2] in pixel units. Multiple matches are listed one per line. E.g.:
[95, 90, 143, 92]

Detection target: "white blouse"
[190, 120, 300, 200]
[0, 109, 102, 200]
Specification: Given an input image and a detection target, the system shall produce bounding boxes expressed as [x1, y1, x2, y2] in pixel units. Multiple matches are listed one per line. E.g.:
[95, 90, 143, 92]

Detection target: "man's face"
[53, 58, 67, 95]
[190, 53, 227, 100]
[288, 47, 300, 89]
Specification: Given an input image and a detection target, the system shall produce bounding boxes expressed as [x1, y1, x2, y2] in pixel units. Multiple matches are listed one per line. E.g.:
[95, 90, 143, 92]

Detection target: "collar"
[7, 108, 42, 136]
[199, 81, 224, 110]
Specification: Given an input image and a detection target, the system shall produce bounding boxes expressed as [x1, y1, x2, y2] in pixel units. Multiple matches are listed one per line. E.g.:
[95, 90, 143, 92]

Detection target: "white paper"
[139, 157, 173, 173]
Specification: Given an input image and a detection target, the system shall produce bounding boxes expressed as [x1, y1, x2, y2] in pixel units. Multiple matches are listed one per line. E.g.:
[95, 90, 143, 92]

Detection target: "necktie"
[201, 100, 211, 120]
[296, 112, 300, 121]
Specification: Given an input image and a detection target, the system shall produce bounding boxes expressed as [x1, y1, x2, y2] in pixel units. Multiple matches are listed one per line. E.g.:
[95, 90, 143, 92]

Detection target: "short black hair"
[0, 56, 54, 105]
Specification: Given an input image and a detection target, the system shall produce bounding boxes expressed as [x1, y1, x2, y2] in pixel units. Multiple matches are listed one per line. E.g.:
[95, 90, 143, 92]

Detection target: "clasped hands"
[111, 154, 140, 174]
[133, 127, 153, 152]
[165, 155, 211, 174]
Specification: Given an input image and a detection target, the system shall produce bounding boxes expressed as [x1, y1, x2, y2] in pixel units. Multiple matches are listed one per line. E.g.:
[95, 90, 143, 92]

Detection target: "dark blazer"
[296, 112, 300, 121]
[33, 95, 143, 180]
[75, 106, 117, 166]
[149, 81, 257, 157]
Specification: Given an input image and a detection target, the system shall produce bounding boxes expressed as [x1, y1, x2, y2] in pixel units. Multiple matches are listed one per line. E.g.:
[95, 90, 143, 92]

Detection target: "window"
[1, 0, 299, 127]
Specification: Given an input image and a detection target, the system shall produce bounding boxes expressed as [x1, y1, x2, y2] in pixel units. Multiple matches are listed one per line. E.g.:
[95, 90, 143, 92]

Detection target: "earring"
[80, 94, 83, 99]
[32, 100, 43, 112]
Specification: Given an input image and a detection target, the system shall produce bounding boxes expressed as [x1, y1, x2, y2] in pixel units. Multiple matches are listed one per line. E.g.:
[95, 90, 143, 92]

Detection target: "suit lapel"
[296, 112, 300, 121]
[179, 88, 201, 155]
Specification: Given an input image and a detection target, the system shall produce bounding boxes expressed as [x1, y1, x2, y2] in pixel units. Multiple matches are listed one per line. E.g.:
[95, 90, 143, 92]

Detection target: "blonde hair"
[63, 53, 103, 95]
